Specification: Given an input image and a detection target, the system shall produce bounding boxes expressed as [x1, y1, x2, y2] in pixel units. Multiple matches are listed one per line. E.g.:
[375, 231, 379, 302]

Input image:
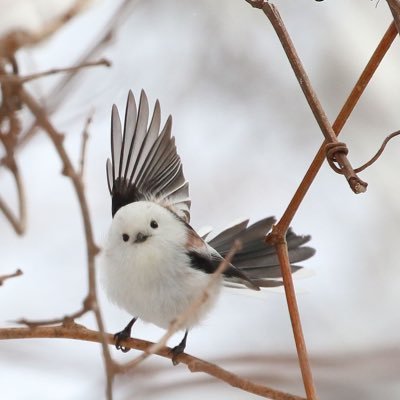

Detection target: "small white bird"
[100, 90, 315, 363]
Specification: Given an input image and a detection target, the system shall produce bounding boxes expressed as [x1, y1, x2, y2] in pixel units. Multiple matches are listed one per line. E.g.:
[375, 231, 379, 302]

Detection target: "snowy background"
[1, 0, 400, 399]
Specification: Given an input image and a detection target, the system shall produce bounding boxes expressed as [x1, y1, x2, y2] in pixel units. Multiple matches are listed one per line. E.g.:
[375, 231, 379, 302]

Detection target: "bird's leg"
[114, 317, 137, 353]
[171, 329, 188, 366]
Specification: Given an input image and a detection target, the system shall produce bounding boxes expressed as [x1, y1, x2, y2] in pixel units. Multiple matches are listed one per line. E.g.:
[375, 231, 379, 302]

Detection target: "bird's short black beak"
[135, 232, 149, 243]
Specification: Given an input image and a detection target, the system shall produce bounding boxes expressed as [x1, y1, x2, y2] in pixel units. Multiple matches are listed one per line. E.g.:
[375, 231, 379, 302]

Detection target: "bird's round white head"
[106, 201, 187, 254]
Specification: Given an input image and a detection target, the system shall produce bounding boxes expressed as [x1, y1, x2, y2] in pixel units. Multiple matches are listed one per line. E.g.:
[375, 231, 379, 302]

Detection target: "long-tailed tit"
[100, 90, 315, 363]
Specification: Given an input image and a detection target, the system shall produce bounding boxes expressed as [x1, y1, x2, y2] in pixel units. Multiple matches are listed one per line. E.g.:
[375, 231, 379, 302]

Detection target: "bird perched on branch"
[100, 90, 315, 364]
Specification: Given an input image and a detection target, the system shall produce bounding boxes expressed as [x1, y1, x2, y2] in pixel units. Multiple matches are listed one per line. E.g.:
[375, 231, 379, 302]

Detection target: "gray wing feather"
[107, 90, 190, 219]
[207, 217, 315, 286]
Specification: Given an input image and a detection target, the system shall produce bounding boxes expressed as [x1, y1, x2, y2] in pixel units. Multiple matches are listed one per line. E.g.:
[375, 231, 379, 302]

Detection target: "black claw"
[114, 331, 131, 353]
[170, 330, 188, 366]
[114, 317, 137, 353]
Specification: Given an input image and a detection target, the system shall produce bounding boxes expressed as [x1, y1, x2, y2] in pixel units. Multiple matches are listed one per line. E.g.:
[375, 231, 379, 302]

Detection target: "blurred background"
[1, 0, 400, 399]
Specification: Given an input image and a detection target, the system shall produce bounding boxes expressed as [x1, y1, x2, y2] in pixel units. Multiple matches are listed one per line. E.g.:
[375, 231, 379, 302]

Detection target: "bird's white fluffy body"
[100, 201, 221, 329]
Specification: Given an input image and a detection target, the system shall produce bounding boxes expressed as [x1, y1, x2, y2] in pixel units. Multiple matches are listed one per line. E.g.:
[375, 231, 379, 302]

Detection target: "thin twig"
[258, 1, 367, 194]
[15, 304, 88, 327]
[126, 241, 242, 369]
[8, 0, 135, 154]
[0, 59, 111, 84]
[0, 158, 26, 235]
[79, 113, 93, 178]
[0, 269, 22, 286]
[18, 87, 114, 400]
[354, 130, 400, 173]
[0, 324, 305, 400]
[0, 0, 93, 57]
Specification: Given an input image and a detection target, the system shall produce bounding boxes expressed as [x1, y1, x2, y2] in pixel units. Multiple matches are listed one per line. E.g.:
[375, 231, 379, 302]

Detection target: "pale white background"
[1, 1, 400, 399]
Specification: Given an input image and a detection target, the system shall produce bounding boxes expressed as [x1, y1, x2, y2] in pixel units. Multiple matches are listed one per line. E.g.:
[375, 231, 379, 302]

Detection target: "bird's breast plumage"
[100, 222, 221, 329]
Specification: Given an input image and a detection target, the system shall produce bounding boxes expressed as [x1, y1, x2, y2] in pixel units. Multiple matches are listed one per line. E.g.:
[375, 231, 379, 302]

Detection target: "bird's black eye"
[122, 234, 129, 242]
[150, 220, 158, 229]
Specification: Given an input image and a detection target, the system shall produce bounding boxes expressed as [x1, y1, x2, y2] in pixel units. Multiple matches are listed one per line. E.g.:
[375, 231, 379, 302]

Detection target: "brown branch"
[0, 0, 93, 57]
[0, 59, 111, 84]
[273, 21, 397, 237]
[258, 1, 367, 194]
[245, 5, 397, 400]
[7, 0, 135, 155]
[18, 87, 114, 399]
[126, 241, 241, 369]
[0, 61, 27, 235]
[0, 269, 22, 286]
[0, 161, 26, 235]
[0, 324, 305, 400]
[270, 235, 317, 400]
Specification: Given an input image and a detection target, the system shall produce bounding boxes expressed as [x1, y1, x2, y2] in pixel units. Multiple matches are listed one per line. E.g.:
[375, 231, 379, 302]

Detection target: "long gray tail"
[206, 217, 315, 288]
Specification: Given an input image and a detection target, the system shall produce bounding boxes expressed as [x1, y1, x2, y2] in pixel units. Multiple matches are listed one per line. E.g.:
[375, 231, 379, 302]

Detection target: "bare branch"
[18, 87, 114, 399]
[0, 324, 305, 400]
[79, 113, 93, 178]
[0, 59, 111, 84]
[272, 21, 397, 237]
[0, 0, 94, 57]
[0, 269, 22, 286]
[5, 0, 136, 156]
[257, 1, 367, 194]
[0, 164, 26, 235]
[15, 298, 90, 327]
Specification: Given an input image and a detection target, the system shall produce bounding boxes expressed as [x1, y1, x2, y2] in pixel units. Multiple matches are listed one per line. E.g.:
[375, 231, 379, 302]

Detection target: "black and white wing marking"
[107, 90, 190, 221]
[207, 217, 315, 288]
[185, 225, 260, 291]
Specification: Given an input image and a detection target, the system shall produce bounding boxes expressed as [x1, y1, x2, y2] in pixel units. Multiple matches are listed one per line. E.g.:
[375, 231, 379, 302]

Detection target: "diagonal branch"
[273, 21, 397, 237]
[259, 1, 367, 194]
[245, 4, 397, 400]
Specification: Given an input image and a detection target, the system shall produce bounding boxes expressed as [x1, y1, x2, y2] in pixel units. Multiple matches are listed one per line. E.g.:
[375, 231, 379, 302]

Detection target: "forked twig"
[8, 0, 135, 154]
[245, 4, 398, 400]
[273, 21, 397, 236]
[260, 1, 367, 194]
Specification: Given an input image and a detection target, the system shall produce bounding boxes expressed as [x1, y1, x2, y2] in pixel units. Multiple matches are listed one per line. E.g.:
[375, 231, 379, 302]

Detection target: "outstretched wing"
[207, 217, 315, 288]
[107, 90, 191, 221]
